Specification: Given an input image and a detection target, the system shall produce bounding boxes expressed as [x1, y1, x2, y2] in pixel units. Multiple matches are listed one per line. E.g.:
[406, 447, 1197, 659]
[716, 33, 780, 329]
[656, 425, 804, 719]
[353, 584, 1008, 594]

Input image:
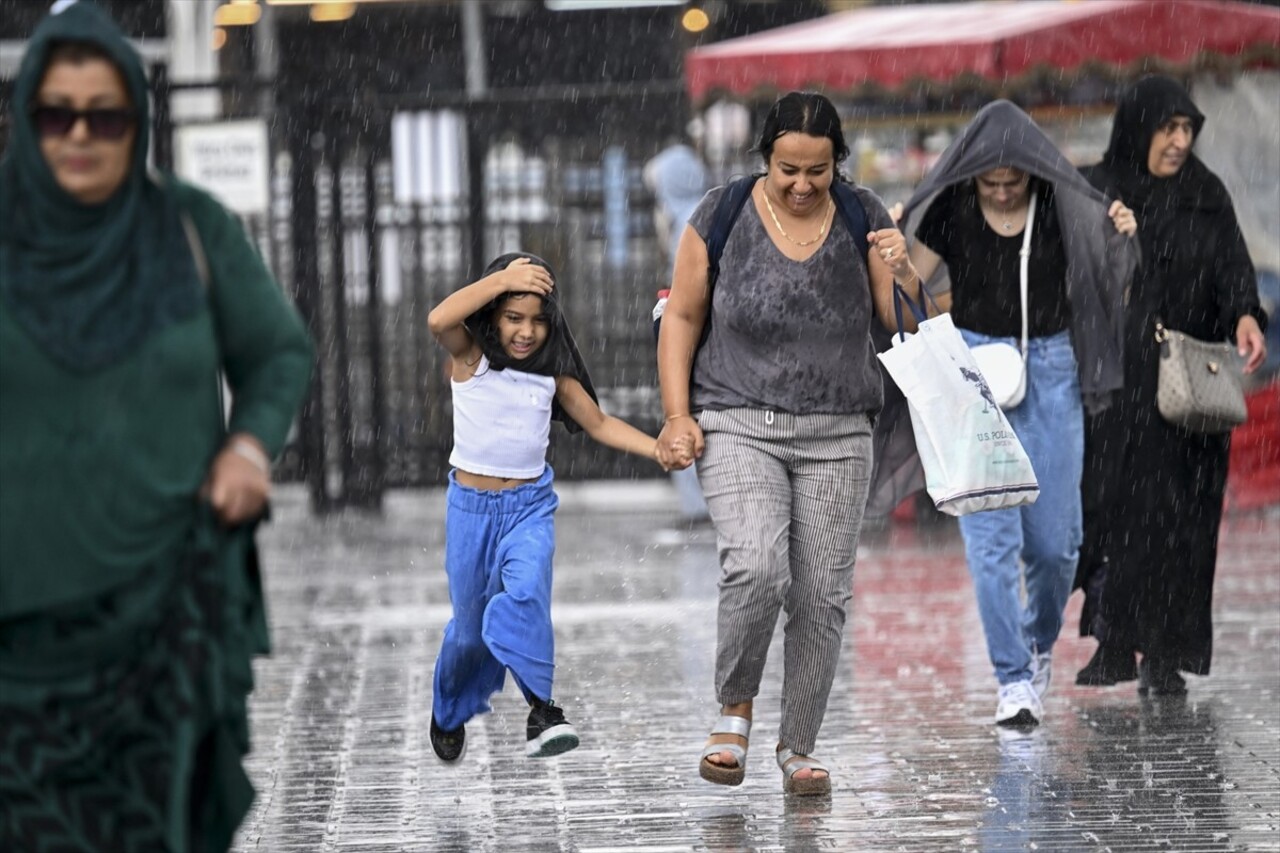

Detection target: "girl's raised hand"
[498, 257, 555, 295]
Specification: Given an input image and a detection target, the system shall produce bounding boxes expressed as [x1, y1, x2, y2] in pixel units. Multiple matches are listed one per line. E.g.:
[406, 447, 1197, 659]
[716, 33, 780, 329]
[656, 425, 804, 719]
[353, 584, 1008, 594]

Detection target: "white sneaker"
[1030, 651, 1053, 700]
[995, 680, 1043, 727]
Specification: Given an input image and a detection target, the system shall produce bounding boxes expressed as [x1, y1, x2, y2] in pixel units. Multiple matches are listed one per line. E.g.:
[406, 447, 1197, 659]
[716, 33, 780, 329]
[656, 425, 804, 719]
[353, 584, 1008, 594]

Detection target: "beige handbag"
[1154, 322, 1247, 433]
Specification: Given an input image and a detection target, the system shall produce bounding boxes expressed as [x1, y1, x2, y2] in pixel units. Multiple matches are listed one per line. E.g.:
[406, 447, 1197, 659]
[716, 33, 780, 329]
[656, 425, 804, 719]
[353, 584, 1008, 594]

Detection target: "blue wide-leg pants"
[432, 466, 559, 731]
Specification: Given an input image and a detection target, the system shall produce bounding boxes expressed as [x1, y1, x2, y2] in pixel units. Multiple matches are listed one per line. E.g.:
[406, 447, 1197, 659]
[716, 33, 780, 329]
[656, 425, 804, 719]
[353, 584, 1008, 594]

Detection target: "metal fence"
[212, 86, 684, 509]
[0, 68, 709, 510]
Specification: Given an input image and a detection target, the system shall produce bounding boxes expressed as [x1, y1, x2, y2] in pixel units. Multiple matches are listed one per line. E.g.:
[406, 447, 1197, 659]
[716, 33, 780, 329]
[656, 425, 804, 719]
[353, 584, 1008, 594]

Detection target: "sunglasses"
[29, 105, 136, 141]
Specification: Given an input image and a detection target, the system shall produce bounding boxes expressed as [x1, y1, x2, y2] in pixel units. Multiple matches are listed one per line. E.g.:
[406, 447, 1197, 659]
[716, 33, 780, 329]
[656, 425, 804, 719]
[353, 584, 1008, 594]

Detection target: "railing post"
[286, 105, 333, 513]
[149, 61, 173, 171]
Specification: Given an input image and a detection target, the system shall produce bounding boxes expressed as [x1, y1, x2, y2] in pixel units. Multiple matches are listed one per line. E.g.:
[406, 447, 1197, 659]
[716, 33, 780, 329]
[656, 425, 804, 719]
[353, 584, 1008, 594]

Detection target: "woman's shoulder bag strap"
[829, 182, 870, 265]
[705, 175, 757, 292]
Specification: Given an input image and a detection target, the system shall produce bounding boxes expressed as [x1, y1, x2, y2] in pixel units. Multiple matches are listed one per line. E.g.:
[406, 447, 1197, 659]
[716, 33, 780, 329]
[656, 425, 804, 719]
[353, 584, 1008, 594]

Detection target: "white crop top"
[449, 355, 555, 479]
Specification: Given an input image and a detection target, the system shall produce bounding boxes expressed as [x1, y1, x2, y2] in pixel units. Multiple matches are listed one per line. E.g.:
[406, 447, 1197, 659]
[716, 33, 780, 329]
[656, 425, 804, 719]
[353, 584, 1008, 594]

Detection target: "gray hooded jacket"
[867, 100, 1138, 519]
[902, 99, 1138, 415]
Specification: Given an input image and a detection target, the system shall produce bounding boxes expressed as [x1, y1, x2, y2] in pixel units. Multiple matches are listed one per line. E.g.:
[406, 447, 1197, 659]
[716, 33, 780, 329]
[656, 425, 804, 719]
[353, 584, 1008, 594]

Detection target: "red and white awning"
[685, 0, 1280, 103]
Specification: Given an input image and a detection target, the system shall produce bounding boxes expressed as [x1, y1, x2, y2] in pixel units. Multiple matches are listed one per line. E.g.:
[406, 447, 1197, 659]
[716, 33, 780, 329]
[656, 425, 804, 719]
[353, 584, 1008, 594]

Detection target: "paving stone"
[231, 485, 1280, 852]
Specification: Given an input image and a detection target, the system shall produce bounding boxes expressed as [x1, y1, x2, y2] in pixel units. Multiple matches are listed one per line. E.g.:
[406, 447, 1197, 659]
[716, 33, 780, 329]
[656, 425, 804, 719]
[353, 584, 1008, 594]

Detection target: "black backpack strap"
[705, 175, 758, 289]
[830, 181, 870, 266]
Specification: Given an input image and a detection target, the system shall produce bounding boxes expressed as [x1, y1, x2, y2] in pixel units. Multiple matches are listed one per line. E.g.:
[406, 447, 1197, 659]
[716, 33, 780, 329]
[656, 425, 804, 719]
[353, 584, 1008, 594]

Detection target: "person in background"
[646, 135, 712, 523]
[1074, 75, 1267, 695]
[0, 3, 313, 851]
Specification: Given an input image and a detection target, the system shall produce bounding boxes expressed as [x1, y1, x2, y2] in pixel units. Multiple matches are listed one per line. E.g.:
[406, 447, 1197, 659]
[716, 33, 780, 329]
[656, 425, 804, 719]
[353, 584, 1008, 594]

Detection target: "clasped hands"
[655, 417, 702, 472]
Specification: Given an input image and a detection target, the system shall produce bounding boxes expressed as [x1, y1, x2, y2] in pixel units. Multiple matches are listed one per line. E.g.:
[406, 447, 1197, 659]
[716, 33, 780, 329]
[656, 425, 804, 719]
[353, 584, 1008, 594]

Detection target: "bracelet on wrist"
[229, 438, 271, 476]
[665, 413, 692, 423]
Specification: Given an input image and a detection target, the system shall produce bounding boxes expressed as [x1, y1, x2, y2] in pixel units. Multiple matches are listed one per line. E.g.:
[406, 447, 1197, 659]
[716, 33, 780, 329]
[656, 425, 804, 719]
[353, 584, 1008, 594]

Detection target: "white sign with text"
[174, 119, 270, 216]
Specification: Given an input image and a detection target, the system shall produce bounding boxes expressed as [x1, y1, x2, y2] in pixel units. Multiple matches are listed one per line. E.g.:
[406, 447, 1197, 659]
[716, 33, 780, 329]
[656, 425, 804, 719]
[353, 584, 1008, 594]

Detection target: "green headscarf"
[0, 0, 202, 372]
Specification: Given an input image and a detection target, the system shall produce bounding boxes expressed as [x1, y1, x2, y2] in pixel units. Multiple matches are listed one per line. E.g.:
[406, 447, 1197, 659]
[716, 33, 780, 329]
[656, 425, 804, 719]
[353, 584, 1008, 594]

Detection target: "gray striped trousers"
[695, 407, 873, 755]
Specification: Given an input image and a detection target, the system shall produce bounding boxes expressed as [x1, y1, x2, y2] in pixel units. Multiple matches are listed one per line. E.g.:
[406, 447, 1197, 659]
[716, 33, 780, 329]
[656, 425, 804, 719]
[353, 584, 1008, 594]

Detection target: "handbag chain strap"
[1017, 190, 1036, 361]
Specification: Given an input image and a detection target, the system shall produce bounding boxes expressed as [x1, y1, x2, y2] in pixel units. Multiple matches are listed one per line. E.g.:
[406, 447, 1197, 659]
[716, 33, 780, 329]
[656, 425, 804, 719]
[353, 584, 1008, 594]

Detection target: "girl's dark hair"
[461, 251, 596, 430]
[751, 91, 850, 167]
[466, 252, 572, 375]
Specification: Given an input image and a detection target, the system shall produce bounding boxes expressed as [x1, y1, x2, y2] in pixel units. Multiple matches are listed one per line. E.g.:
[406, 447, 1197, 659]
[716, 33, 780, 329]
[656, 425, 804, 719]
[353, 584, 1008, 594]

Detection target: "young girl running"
[426, 252, 689, 763]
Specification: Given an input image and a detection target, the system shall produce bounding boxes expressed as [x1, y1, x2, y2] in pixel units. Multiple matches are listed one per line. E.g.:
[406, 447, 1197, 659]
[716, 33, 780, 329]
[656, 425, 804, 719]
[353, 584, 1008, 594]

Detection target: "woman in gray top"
[656, 91, 919, 796]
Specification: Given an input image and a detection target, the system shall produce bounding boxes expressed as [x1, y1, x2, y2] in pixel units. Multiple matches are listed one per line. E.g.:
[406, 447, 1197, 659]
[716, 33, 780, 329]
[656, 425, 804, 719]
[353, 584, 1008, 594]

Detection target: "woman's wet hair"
[752, 91, 850, 167]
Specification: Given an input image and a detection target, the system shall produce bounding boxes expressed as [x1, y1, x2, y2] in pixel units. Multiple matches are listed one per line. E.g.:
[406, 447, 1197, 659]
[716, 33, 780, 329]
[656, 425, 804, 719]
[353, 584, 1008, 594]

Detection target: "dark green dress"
[1, 6, 311, 847]
[0, 5, 313, 848]
[0, 175, 313, 851]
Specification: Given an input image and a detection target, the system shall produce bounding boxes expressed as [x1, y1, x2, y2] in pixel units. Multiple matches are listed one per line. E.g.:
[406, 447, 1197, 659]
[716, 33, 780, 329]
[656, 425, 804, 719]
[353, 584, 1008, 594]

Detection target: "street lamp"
[681, 6, 710, 33]
[309, 2, 357, 22]
[214, 2, 263, 26]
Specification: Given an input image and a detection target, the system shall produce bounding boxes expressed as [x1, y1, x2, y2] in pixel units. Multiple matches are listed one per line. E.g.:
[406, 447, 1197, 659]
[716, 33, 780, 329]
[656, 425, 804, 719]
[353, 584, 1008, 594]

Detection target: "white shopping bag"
[877, 287, 1039, 516]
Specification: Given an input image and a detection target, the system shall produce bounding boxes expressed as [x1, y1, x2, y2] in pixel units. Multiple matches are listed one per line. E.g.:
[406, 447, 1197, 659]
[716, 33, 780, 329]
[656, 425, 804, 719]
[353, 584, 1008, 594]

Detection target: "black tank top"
[916, 180, 1071, 338]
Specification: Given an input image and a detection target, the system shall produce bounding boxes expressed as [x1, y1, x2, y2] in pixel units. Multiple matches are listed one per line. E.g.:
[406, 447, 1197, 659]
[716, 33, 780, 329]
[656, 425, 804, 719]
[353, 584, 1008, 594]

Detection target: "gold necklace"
[762, 185, 833, 247]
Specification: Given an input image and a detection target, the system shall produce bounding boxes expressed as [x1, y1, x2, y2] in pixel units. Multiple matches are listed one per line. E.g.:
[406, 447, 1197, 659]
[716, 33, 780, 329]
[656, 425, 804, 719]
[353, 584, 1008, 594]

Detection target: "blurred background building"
[2, 0, 1277, 512]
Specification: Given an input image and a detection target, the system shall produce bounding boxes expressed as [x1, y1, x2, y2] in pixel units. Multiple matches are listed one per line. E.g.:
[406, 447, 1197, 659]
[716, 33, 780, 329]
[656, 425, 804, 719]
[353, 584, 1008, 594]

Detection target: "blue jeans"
[432, 466, 559, 730]
[957, 329, 1083, 686]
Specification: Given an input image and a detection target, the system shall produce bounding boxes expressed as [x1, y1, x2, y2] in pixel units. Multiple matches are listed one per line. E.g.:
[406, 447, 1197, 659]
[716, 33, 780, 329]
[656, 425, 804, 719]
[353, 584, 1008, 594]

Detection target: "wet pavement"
[231, 483, 1280, 852]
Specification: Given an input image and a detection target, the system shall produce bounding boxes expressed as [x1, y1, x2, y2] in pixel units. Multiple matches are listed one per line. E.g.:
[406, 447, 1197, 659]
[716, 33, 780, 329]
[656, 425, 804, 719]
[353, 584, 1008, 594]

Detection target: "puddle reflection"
[980, 697, 1238, 851]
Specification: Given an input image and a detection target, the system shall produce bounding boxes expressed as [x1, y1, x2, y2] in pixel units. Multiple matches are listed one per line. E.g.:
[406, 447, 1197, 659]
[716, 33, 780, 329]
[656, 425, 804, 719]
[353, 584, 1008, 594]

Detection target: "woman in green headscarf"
[0, 2, 313, 850]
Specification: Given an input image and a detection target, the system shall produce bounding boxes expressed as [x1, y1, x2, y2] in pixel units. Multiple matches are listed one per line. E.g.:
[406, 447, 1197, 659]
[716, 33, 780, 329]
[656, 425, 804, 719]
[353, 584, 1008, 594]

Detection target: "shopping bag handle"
[892, 281, 943, 342]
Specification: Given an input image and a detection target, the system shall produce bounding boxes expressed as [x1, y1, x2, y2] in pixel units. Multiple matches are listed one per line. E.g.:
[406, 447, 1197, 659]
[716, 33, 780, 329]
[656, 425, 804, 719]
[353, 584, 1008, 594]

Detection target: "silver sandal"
[698, 714, 751, 786]
[776, 747, 831, 796]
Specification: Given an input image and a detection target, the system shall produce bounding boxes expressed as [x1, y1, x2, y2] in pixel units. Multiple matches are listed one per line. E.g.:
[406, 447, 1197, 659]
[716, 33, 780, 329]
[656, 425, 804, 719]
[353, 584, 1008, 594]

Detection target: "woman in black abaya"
[1075, 75, 1268, 694]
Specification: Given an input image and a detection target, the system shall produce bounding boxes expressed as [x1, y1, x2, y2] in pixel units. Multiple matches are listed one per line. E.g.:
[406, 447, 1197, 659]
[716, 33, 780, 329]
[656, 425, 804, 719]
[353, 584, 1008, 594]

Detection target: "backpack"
[652, 175, 870, 342]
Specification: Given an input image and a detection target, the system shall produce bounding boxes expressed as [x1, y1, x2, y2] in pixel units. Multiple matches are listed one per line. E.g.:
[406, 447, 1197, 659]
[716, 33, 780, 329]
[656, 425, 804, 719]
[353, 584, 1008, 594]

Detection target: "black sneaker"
[526, 700, 580, 758]
[430, 716, 466, 763]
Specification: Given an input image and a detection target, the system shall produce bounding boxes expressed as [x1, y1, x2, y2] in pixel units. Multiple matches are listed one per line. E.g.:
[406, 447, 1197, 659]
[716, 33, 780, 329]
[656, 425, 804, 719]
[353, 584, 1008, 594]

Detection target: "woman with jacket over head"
[0, 3, 313, 850]
[887, 100, 1139, 729]
[1074, 75, 1268, 695]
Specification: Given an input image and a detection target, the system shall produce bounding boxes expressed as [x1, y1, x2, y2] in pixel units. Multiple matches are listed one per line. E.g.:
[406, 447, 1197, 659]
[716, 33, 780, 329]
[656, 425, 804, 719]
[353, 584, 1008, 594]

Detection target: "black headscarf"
[0, 0, 202, 372]
[1098, 76, 1205, 199]
[1090, 75, 1228, 258]
[465, 252, 597, 433]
